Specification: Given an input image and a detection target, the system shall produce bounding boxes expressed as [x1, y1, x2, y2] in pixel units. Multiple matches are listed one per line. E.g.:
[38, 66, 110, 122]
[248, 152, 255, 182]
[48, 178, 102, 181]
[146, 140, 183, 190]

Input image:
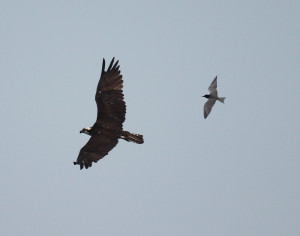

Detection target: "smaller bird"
[202, 76, 226, 119]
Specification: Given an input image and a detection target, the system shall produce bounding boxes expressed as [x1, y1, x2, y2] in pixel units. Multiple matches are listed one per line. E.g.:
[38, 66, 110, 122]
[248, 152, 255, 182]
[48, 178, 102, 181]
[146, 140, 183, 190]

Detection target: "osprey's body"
[80, 126, 143, 144]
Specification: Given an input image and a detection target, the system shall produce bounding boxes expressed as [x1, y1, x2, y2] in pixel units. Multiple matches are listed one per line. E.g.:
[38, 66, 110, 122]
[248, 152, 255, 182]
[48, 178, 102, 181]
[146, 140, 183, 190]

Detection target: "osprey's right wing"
[94, 58, 126, 131]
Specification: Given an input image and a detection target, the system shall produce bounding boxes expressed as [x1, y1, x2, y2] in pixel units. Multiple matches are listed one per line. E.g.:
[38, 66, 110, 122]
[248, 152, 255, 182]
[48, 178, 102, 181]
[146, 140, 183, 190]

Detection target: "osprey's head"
[202, 94, 210, 99]
[80, 127, 92, 135]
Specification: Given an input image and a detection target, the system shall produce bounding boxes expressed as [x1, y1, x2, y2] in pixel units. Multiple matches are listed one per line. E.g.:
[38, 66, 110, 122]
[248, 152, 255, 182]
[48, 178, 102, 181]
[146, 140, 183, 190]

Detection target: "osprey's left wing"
[74, 133, 119, 169]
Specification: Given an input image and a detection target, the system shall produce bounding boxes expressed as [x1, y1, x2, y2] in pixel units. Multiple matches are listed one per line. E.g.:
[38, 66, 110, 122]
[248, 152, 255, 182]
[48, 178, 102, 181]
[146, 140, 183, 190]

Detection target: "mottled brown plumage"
[74, 58, 143, 170]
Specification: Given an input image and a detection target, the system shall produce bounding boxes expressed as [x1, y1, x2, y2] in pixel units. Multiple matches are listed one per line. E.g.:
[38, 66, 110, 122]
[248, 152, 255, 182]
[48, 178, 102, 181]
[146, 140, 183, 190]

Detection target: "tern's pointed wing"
[204, 99, 216, 119]
[208, 76, 218, 96]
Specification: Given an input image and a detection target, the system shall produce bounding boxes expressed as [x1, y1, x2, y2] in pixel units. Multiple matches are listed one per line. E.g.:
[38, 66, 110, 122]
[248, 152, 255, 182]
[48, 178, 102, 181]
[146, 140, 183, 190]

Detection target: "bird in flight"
[202, 76, 226, 119]
[74, 58, 144, 169]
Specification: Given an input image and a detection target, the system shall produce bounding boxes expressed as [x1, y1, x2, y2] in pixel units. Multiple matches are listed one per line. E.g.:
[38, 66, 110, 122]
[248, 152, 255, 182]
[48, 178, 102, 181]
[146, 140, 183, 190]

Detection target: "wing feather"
[208, 76, 218, 93]
[94, 58, 126, 131]
[75, 133, 119, 169]
[204, 99, 216, 119]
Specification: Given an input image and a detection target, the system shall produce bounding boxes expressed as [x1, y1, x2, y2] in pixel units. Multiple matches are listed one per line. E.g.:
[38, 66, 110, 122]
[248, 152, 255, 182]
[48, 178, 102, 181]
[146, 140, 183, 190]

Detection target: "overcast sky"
[1, 1, 299, 235]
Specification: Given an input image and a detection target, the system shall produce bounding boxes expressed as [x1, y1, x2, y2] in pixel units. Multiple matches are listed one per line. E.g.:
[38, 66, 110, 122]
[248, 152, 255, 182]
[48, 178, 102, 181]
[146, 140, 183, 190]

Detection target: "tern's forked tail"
[218, 97, 226, 103]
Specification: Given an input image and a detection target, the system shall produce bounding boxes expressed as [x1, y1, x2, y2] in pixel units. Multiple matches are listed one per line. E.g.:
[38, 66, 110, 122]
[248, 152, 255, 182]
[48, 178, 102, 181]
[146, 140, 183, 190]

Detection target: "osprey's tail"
[218, 97, 226, 103]
[121, 131, 144, 144]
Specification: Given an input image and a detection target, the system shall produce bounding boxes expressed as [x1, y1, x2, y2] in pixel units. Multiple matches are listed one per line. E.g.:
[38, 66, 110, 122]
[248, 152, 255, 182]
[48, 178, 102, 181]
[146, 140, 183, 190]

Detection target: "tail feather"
[121, 131, 144, 144]
[218, 97, 226, 103]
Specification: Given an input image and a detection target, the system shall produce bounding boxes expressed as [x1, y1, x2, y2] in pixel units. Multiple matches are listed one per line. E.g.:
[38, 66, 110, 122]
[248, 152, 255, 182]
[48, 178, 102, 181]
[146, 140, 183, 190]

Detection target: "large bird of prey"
[202, 76, 226, 119]
[74, 58, 144, 169]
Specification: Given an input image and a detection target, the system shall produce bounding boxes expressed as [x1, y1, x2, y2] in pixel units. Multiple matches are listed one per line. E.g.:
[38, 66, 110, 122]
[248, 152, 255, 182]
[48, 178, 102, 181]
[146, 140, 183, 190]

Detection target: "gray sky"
[1, 1, 299, 235]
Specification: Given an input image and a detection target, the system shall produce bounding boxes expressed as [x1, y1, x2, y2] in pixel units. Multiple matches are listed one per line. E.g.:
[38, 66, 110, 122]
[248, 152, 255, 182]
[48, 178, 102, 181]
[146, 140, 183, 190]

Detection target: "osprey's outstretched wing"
[74, 133, 119, 169]
[94, 58, 126, 131]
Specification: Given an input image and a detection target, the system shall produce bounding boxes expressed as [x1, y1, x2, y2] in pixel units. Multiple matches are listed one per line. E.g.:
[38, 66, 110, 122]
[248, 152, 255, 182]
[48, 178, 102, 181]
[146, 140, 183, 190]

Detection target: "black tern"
[202, 76, 226, 119]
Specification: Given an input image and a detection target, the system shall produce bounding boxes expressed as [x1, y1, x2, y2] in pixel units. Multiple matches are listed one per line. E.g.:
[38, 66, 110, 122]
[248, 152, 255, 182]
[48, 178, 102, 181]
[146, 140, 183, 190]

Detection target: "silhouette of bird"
[74, 58, 144, 169]
[202, 76, 226, 119]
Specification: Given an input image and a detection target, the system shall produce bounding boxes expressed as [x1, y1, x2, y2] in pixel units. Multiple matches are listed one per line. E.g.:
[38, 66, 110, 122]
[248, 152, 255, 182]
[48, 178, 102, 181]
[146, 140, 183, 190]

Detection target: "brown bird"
[74, 58, 144, 169]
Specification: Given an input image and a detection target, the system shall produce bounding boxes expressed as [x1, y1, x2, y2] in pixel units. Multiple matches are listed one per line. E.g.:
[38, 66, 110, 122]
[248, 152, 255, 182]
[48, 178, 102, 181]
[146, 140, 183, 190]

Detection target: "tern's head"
[202, 94, 210, 99]
[80, 127, 92, 135]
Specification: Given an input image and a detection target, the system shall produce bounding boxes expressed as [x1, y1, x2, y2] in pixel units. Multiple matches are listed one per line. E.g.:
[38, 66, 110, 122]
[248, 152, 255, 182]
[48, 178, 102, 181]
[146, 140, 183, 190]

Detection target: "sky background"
[1, 0, 299, 235]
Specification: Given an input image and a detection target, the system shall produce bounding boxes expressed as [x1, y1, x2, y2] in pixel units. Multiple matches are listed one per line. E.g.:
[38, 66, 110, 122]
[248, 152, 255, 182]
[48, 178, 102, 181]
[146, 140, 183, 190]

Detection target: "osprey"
[202, 76, 226, 119]
[74, 58, 144, 169]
